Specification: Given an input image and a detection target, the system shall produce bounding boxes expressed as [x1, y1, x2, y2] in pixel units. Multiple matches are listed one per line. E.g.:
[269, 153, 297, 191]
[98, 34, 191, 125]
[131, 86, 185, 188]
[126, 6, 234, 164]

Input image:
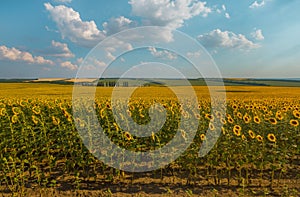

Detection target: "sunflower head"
[256, 135, 263, 142]
[267, 133, 276, 143]
[248, 130, 256, 139]
[11, 114, 18, 124]
[200, 134, 206, 141]
[290, 119, 299, 127]
[32, 106, 41, 115]
[269, 118, 277, 125]
[233, 125, 242, 136]
[52, 116, 60, 126]
[293, 110, 300, 119]
[253, 116, 261, 124]
[124, 131, 133, 141]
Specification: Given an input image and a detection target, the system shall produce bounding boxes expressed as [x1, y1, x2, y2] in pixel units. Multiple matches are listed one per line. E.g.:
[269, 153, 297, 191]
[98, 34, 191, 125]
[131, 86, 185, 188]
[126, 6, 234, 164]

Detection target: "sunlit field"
[0, 83, 299, 196]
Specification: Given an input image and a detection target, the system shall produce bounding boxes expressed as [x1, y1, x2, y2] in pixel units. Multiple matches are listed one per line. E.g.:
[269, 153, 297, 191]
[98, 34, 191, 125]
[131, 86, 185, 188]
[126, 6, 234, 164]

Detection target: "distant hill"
[1, 78, 300, 87]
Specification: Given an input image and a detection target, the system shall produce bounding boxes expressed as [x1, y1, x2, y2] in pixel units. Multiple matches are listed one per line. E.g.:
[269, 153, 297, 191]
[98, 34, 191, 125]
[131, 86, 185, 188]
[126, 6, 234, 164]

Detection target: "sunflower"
[292, 110, 300, 119]
[200, 134, 206, 141]
[290, 119, 299, 127]
[269, 118, 277, 125]
[243, 114, 251, 124]
[227, 117, 234, 124]
[256, 135, 263, 142]
[0, 108, 7, 116]
[32, 106, 41, 115]
[233, 125, 242, 136]
[237, 112, 243, 119]
[248, 130, 255, 139]
[220, 118, 227, 124]
[52, 116, 60, 126]
[195, 113, 201, 120]
[205, 114, 214, 121]
[11, 114, 18, 124]
[209, 123, 215, 131]
[242, 134, 247, 141]
[32, 115, 39, 125]
[221, 127, 226, 135]
[275, 111, 284, 120]
[12, 107, 21, 115]
[124, 131, 133, 141]
[215, 111, 222, 119]
[267, 133, 276, 143]
[253, 116, 261, 124]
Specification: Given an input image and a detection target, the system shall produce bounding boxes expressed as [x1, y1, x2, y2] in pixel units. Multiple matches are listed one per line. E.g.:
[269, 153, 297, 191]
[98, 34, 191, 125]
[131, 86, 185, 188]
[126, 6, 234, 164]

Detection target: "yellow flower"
[208, 123, 215, 131]
[12, 107, 21, 115]
[292, 110, 300, 119]
[32, 115, 39, 125]
[52, 116, 60, 126]
[290, 119, 299, 127]
[0, 108, 7, 116]
[248, 130, 255, 139]
[124, 131, 132, 141]
[275, 111, 284, 121]
[253, 116, 261, 124]
[267, 133, 276, 143]
[269, 118, 277, 125]
[32, 106, 41, 115]
[205, 114, 214, 121]
[233, 125, 242, 136]
[242, 134, 246, 141]
[237, 112, 243, 119]
[200, 134, 206, 141]
[243, 114, 251, 124]
[256, 135, 263, 142]
[227, 117, 234, 124]
[220, 118, 227, 124]
[11, 114, 18, 124]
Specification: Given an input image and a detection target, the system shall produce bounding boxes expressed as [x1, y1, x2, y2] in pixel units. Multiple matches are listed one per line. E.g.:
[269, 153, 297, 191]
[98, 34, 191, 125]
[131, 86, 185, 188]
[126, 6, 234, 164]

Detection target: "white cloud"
[225, 13, 230, 19]
[60, 61, 78, 70]
[103, 16, 137, 36]
[129, 0, 211, 30]
[148, 46, 177, 60]
[251, 29, 264, 41]
[222, 4, 226, 11]
[197, 29, 260, 50]
[53, 0, 72, 3]
[249, 0, 265, 9]
[187, 50, 202, 58]
[44, 3, 105, 47]
[50, 40, 74, 58]
[0, 45, 54, 65]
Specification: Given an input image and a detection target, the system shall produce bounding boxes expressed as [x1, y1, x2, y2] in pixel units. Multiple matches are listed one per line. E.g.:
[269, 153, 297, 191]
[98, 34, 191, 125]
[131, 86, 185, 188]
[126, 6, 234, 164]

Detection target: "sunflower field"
[0, 84, 299, 196]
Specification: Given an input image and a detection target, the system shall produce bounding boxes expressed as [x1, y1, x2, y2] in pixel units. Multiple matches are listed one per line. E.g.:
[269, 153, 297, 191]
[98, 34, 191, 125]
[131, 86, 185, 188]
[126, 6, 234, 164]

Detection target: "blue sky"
[0, 0, 299, 78]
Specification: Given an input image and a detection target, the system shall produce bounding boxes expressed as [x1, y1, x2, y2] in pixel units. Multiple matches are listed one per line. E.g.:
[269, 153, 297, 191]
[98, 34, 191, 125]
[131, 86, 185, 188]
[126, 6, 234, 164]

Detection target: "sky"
[0, 0, 300, 79]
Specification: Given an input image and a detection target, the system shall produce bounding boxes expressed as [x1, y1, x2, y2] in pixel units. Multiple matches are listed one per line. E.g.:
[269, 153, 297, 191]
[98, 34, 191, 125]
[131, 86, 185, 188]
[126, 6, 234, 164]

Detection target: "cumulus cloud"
[0, 45, 54, 65]
[187, 50, 202, 58]
[197, 29, 260, 50]
[225, 13, 230, 19]
[251, 29, 264, 41]
[249, 0, 265, 9]
[60, 61, 77, 70]
[44, 3, 105, 47]
[49, 40, 74, 58]
[103, 16, 137, 36]
[148, 46, 177, 60]
[129, 0, 211, 29]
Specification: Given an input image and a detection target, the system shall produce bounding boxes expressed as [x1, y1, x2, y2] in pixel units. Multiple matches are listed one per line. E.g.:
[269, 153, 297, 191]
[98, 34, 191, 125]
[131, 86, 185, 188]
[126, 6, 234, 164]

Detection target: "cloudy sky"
[0, 0, 299, 78]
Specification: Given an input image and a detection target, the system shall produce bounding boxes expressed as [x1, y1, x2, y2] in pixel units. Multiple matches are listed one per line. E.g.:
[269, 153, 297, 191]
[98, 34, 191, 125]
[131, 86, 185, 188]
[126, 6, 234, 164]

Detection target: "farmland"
[0, 83, 299, 196]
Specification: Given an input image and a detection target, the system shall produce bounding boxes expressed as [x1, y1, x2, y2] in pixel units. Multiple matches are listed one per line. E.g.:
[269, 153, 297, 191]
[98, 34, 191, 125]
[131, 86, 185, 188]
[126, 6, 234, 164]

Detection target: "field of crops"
[0, 83, 299, 196]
